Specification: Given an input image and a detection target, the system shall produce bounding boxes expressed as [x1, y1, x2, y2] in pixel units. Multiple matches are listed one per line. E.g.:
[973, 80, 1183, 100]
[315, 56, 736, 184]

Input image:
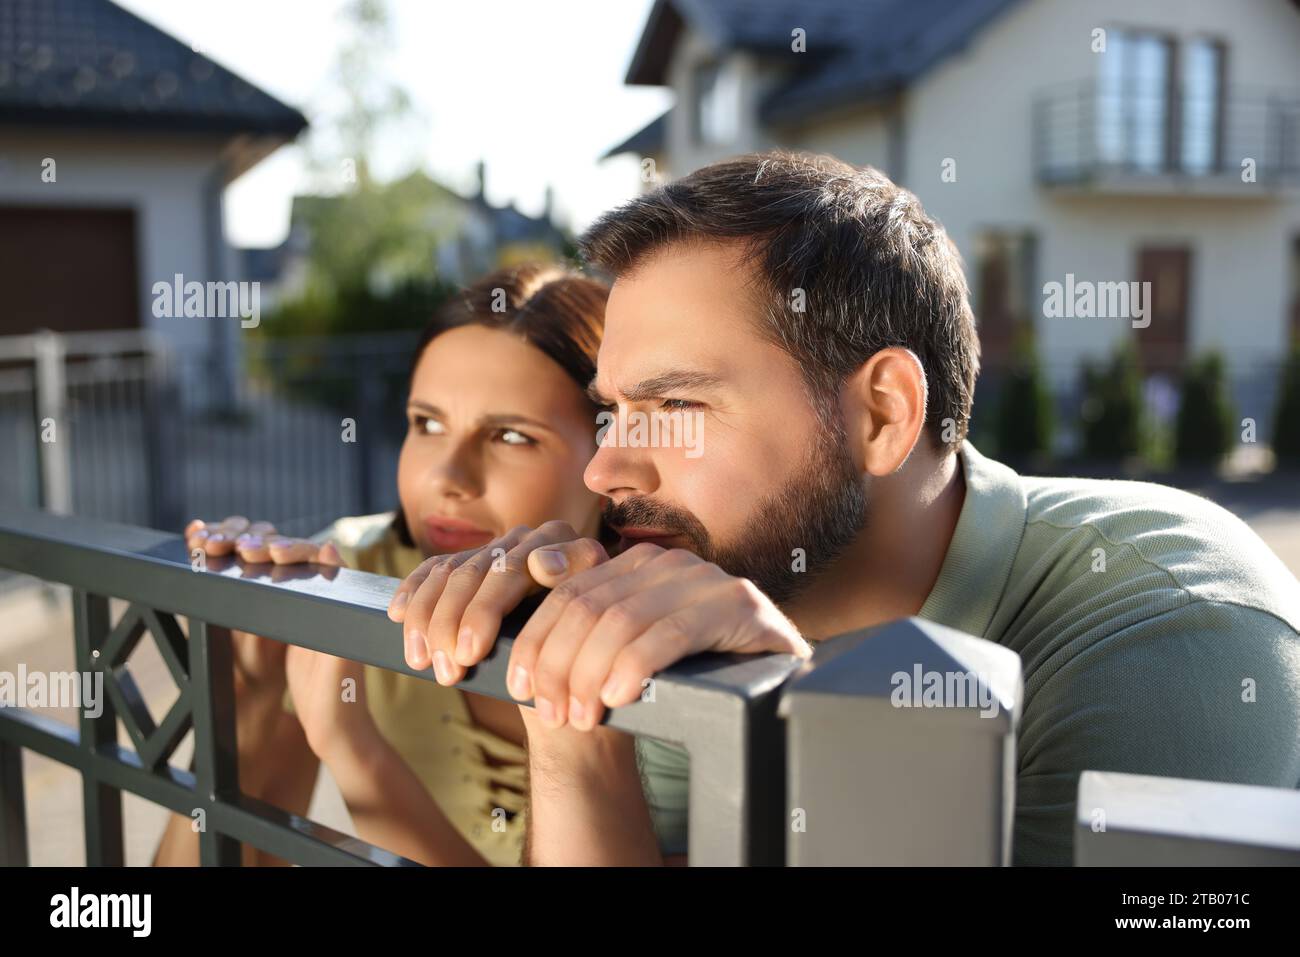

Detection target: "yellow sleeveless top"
[297, 512, 529, 866]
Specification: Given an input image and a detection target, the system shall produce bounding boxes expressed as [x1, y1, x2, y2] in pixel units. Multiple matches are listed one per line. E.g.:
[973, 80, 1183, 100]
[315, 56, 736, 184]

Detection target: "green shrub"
[1079, 342, 1145, 461]
[1273, 343, 1300, 468]
[1174, 352, 1236, 467]
[995, 331, 1055, 464]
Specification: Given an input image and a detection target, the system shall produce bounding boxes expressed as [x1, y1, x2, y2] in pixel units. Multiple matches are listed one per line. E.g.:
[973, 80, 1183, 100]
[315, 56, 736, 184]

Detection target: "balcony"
[1034, 80, 1300, 196]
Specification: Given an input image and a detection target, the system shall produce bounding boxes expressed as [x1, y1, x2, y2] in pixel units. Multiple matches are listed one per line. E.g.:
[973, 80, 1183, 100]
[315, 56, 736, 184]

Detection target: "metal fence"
[1, 508, 1298, 865]
[0, 506, 1024, 866]
[0, 329, 416, 541]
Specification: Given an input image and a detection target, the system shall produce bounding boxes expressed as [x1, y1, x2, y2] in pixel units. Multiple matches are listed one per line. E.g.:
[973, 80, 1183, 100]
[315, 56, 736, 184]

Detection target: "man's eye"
[660, 398, 701, 411]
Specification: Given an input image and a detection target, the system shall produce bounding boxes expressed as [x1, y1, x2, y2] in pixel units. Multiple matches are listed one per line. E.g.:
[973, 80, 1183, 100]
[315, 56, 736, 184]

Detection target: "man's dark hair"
[579, 150, 980, 451]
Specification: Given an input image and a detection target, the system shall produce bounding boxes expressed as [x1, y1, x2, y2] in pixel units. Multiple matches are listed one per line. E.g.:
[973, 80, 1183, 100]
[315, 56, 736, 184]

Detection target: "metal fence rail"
[0, 506, 800, 866]
[4, 508, 1295, 867]
[0, 329, 417, 539]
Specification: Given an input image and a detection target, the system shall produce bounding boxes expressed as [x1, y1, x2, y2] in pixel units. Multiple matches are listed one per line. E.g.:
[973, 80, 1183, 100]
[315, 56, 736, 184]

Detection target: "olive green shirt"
[637, 441, 1300, 865]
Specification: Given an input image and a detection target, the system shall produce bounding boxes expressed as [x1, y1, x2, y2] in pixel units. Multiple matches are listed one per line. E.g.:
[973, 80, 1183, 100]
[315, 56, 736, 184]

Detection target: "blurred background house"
[0, 0, 307, 406]
[0, 0, 576, 538]
[0, 0, 1296, 539]
[605, 0, 1300, 465]
[243, 161, 569, 311]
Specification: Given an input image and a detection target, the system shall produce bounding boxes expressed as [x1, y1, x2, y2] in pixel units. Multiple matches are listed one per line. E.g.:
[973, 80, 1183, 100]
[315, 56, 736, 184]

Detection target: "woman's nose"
[427, 441, 483, 499]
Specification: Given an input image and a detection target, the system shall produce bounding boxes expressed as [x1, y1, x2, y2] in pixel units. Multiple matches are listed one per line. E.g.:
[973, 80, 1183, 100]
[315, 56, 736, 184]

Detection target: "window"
[1181, 38, 1225, 174]
[974, 230, 1038, 365]
[693, 60, 740, 146]
[1096, 29, 1228, 176]
[1097, 29, 1174, 172]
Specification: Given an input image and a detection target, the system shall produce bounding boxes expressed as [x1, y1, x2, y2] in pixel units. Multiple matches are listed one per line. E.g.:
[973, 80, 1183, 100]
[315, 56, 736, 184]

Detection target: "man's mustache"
[602, 497, 710, 551]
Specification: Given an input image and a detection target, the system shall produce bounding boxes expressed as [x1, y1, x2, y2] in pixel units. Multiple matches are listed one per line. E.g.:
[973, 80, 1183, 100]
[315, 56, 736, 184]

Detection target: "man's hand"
[508, 542, 811, 731]
[385, 521, 609, 684]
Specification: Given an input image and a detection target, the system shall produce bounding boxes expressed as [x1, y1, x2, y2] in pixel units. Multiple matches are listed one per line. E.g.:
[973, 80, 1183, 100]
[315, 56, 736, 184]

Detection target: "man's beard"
[602, 420, 868, 606]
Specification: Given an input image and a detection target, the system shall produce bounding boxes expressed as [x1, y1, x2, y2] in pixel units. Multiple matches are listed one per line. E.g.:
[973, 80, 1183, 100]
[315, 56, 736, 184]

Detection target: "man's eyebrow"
[587, 371, 724, 405]
[406, 399, 556, 433]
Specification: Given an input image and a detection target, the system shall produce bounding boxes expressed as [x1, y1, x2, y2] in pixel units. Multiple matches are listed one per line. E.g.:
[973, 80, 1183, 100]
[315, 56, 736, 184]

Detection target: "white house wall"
[899, 0, 1300, 391]
[0, 129, 243, 375]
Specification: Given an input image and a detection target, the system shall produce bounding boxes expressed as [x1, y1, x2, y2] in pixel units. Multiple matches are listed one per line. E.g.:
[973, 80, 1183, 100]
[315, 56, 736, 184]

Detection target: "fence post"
[189, 621, 242, 865]
[0, 737, 28, 866]
[354, 374, 381, 514]
[1075, 771, 1300, 865]
[780, 617, 1022, 865]
[72, 589, 125, 866]
[142, 347, 183, 532]
[33, 329, 72, 515]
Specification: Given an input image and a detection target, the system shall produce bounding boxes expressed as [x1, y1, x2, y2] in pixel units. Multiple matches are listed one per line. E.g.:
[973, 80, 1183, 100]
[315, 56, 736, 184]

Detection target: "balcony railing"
[1, 507, 1296, 866]
[1034, 81, 1300, 191]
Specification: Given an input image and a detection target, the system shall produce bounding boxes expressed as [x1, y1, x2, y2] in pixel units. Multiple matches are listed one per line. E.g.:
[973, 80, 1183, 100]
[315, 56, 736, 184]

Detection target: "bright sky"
[114, 0, 672, 248]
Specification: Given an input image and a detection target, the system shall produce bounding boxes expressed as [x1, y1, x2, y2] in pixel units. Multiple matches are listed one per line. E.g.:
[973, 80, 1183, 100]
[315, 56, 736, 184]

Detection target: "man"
[388, 151, 1300, 866]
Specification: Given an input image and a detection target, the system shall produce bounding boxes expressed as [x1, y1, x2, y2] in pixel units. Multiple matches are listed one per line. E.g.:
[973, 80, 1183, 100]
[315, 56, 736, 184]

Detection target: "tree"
[1174, 352, 1235, 467]
[1079, 342, 1145, 461]
[1273, 343, 1300, 468]
[995, 328, 1055, 465]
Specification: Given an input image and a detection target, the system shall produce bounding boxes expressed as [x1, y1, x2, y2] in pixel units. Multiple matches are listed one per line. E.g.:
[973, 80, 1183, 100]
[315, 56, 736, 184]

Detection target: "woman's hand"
[184, 515, 343, 700]
[285, 644, 378, 763]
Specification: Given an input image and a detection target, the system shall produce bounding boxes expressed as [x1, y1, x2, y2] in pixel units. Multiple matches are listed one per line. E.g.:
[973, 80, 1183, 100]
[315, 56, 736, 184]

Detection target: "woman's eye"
[412, 415, 445, 436]
[496, 428, 535, 446]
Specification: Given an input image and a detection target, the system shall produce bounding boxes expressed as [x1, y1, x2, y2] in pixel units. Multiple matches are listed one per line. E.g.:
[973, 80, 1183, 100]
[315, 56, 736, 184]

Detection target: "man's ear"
[843, 347, 928, 476]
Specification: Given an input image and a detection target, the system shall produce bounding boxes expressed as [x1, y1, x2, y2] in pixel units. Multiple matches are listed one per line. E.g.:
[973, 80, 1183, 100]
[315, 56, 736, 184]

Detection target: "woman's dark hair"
[391, 262, 609, 547]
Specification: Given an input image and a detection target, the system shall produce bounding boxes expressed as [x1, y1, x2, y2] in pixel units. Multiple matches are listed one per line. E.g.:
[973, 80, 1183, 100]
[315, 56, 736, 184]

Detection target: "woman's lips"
[423, 516, 493, 553]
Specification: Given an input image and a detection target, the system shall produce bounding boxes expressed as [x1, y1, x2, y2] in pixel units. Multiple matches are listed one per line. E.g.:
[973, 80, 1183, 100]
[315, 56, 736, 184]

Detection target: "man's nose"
[584, 431, 657, 499]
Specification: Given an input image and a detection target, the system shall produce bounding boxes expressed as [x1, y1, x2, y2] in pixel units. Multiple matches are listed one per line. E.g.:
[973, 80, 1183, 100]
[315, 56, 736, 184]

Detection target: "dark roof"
[625, 0, 854, 85]
[621, 0, 1024, 130]
[0, 0, 307, 136]
[469, 191, 567, 247]
[238, 242, 289, 285]
[602, 108, 670, 159]
[762, 0, 1025, 125]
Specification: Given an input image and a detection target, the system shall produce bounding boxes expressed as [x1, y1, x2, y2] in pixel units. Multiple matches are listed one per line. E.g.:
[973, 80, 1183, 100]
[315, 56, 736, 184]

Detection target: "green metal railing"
[0, 506, 803, 866]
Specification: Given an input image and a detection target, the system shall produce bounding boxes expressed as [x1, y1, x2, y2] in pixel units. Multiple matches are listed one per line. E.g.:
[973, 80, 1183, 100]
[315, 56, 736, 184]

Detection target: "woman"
[155, 263, 608, 866]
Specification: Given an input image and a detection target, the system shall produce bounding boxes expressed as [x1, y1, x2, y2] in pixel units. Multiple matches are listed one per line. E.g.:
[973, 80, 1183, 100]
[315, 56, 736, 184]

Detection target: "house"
[443, 161, 571, 281]
[0, 0, 307, 403]
[604, 0, 1300, 446]
[241, 161, 571, 306]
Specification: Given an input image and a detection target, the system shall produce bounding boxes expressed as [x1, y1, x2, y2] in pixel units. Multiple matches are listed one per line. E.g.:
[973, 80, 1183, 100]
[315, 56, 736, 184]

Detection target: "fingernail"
[432, 649, 452, 685]
[455, 625, 474, 662]
[508, 665, 531, 700]
[569, 695, 587, 727]
[405, 629, 427, 668]
[600, 675, 623, 706]
[388, 590, 409, 620]
[535, 549, 567, 575]
[239, 535, 262, 548]
[535, 696, 554, 724]
[209, 533, 225, 543]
